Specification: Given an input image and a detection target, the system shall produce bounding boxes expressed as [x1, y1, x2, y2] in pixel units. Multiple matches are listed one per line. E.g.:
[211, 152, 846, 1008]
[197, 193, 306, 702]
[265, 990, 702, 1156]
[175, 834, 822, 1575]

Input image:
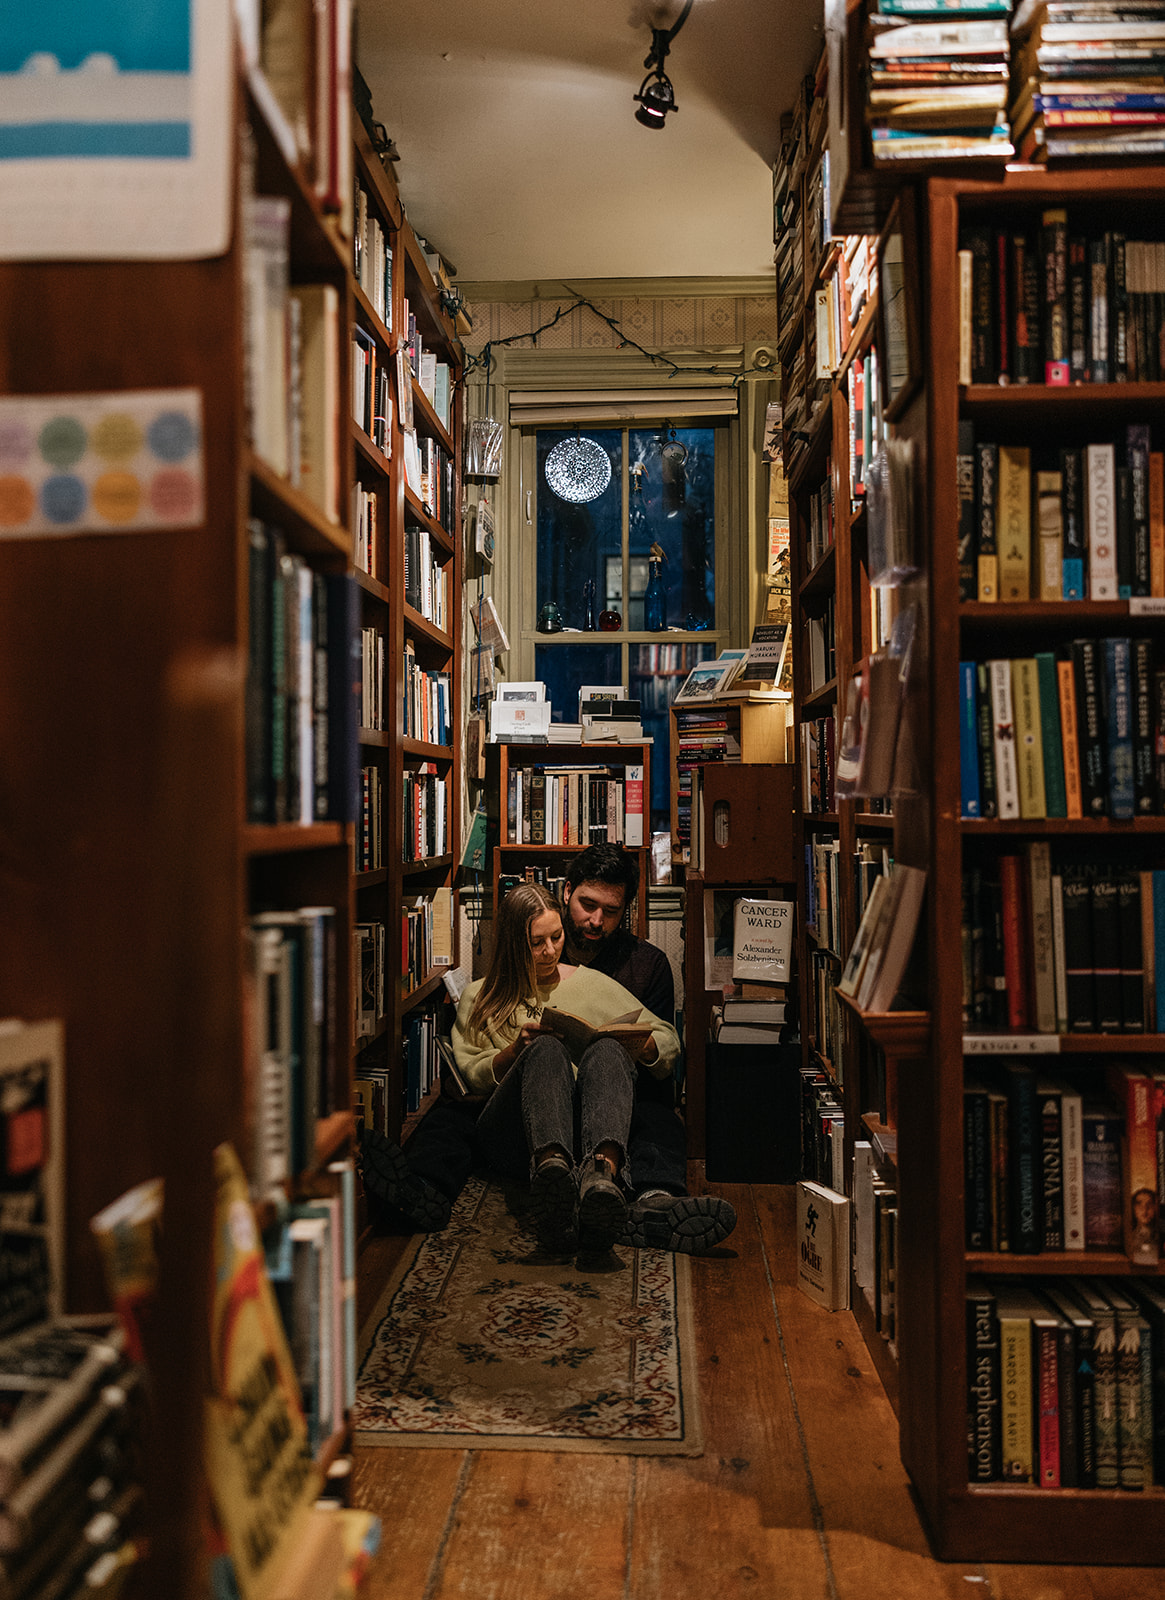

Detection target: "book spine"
[1014, 230, 1040, 386]
[1116, 464, 1133, 599]
[1108, 1064, 1160, 1263]
[1128, 422, 1152, 595]
[1113, 232, 1129, 381]
[1061, 863, 1097, 1030]
[960, 661, 981, 818]
[1056, 657, 1084, 819]
[956, 419, 977, 599]
[1013, 657, 1047, 818]
[1042, 208, 1070, 384]
[1089, 233, 1110, 383]
[1039, 1082, 1064, 1248]
[976, 661, 998, 817]
[1086, 443, 1119, 600]
[1071, 637, 1108, 817]
[1068, 235, 1088, 383]
[1028, 840, 1056, 1033]
[1090, 865, 1123, 1032]
[964, 1089, 992, 1249]
[1102, 635, 1136, 820]
[1151, 450, 1165, 596]
[1117, 868, 1146, 1033]
[999, 1311, 1035, 1481]
[1006, 1064, 1043, 1254]
[1083, 1111, 1124, 1253]
[976, 441, 999, 602]
[1053, 1314, 1079, 1488]
[1035, 651, 1067, 817]
[1036, 1321, 1062, 1487]
[1036, 470, 1064, 603]
[967, 225, 995, 384]
[998, 445, 1032, 602]
[989, 658, 1021, 819]
[1061, 1087, 1085, 1248]
[1061, 446, 1085, 600]
[1133, 636, 1156, 815]
[966, 1286, 1002, 1483]
[1000, 853, 1031, 1029]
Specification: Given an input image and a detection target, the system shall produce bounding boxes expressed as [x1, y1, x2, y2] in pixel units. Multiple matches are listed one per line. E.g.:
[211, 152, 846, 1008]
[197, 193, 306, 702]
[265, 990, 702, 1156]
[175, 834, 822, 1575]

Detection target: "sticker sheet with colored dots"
[0, 388, 205, 538]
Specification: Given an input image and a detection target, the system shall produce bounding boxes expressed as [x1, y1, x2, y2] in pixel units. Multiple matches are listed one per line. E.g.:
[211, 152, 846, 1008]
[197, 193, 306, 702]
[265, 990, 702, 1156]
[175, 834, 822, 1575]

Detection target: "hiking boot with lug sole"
[360, 1128, 452, 1232]
[623, 1191, 737, 1255]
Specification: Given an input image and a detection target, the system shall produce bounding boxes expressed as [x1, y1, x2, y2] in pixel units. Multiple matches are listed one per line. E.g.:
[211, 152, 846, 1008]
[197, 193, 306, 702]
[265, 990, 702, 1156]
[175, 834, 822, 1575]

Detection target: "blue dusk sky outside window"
[535, 424, 719, 832]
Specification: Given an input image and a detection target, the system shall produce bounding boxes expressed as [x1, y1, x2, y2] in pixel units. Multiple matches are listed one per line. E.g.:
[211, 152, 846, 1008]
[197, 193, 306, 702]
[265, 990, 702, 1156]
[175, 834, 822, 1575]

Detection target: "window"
[529, 423, 727, 833]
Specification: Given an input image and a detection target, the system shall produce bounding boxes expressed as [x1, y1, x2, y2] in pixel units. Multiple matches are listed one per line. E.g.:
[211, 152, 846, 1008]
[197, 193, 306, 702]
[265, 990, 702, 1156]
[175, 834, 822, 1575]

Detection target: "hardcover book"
[796, 1181, 851, 1311]
[732, 898, 795, 984]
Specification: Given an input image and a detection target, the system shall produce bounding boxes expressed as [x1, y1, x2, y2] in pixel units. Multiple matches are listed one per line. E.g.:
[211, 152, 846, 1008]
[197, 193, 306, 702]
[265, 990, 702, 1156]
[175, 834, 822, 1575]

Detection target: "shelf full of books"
[347, 115, 463, 1161]
[491, 743, 650, 938]
[900, 166, 1165, 1562]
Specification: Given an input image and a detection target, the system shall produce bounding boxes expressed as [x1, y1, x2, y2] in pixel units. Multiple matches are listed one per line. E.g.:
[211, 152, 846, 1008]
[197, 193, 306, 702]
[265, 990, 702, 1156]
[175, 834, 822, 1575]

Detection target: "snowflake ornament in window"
[545, 435, 612, 504]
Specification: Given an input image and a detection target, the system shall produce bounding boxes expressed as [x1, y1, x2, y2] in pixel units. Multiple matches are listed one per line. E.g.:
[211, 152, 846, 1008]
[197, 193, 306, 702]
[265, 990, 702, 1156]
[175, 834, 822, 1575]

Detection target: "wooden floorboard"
[350, 1182, 1165, 1599]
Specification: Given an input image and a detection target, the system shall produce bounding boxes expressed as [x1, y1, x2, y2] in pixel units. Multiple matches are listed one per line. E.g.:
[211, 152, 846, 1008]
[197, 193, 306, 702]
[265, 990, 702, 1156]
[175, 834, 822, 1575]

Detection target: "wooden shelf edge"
[835, 992, 932, 1055]
[964, 1031, 1165, 1053]
[963, 380, 1165, 407]
[400, 1082, 444, 1145]
[243, 822, 346, 855]
[411, 381, 455, 455]
[359, 728, 390, 748]
[402, 853, 455, 875]
[402, 970, 451, 1011]
[403, 604, 453, 649]
[403, 738, 453, 760]
[248, 451, 349, 556]
[353, 280, 394, 349]
[404, 485, 456, 545]
[351, 420, 392, 477]
[962, 816, 1165, 834]
[355, 568, 391, 603]
[966, 1249, 1163, 1275]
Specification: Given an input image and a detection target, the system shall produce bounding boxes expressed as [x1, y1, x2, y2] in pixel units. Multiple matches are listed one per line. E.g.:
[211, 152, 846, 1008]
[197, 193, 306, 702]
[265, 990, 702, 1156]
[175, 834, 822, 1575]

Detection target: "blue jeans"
[476, 1034, 635, 1184]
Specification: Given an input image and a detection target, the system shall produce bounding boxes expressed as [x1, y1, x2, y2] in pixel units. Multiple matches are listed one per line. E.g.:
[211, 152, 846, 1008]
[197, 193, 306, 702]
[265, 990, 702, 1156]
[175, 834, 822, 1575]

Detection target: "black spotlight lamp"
[633, 0, 693, 130]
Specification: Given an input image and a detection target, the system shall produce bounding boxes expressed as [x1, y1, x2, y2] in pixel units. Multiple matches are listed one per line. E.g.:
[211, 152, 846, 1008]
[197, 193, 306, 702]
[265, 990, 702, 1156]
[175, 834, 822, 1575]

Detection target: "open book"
[538, 1007, 653, 1062]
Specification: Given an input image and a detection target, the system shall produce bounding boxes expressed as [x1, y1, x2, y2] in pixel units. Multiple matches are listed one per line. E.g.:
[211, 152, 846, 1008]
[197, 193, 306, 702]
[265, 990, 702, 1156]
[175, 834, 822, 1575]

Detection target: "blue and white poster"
[0, 0, 233, 260]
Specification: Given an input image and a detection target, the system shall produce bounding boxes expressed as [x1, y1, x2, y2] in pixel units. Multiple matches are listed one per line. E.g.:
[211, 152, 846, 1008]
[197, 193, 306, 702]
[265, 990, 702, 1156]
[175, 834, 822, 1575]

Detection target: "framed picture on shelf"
[877, 189, 921, 420]
[673, 657, 738, 705]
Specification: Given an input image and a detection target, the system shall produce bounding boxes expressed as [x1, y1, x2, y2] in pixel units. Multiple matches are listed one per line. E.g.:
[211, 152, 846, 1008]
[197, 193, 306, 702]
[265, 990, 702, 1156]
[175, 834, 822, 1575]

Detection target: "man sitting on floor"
[361, 842, 736, 1255]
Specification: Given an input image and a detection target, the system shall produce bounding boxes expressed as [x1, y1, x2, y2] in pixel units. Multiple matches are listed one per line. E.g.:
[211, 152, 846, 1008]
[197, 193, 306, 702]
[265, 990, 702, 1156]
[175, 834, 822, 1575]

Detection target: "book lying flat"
[537, 1007, 653, 1062]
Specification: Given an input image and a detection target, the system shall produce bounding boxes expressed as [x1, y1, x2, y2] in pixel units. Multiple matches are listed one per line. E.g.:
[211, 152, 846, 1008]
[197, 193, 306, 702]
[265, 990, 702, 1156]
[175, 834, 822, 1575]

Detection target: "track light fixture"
[633, 0, 693, 130]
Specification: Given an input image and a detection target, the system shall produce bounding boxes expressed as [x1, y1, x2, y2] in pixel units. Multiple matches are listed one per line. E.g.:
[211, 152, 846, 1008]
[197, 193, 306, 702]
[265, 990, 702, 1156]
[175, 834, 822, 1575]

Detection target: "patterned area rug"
[354, 1174, 702, 1455]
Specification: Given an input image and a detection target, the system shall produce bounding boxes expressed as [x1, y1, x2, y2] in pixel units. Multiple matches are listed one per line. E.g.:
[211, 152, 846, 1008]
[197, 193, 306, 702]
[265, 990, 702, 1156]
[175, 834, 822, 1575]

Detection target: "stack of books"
[0, 1317, 143, 1596]
[1010, 0, 1165, 162]
[866, 0, 1016, 164]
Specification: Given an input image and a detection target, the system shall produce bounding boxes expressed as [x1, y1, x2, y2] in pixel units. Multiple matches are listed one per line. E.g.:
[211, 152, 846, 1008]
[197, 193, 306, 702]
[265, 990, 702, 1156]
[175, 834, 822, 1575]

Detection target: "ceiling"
[356, 0, 823, 285]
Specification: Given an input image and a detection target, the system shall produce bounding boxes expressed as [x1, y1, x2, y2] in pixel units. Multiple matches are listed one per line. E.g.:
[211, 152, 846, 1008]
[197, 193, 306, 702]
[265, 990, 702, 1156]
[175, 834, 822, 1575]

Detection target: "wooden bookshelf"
[350, 117, 463, 1154]
[0, 47, 462, 1595]
[792, 159, 1165, 1564]
[670, 699, 790, 869]
[490, 741, 651, 938]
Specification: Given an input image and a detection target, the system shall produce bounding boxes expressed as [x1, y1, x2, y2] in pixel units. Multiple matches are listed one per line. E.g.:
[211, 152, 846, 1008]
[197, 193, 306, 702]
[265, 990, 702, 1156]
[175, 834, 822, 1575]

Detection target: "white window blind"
[508, 387, 738, 426]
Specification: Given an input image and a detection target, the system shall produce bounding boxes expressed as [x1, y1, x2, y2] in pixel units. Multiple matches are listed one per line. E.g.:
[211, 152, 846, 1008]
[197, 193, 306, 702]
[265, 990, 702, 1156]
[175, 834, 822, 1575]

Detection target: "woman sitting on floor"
[452, 882, 680, 1255]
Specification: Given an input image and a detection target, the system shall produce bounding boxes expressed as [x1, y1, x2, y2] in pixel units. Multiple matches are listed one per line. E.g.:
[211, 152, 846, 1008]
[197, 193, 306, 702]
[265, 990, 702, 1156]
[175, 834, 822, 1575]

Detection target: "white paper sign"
[0, 0, 232, 260]
[0, 389, 205, 537]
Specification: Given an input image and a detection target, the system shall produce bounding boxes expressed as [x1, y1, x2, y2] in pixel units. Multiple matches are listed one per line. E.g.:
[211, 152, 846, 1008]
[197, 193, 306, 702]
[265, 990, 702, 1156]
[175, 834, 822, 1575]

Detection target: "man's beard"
[564, 915, 616, 964]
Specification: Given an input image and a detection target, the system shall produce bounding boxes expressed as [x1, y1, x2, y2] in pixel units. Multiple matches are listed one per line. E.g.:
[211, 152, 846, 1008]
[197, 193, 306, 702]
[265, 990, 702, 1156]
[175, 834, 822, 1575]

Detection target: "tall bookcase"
[0, 47, 461, 1596]
[350, 119, 463, 1151]
[787, 155, 1165, 1562]
[902, 165, 1165, 1564]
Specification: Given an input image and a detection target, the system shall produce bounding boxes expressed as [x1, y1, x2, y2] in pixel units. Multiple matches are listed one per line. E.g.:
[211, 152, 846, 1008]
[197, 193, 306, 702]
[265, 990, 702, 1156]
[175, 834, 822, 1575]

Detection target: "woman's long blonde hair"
[467, 882, 563, 1041]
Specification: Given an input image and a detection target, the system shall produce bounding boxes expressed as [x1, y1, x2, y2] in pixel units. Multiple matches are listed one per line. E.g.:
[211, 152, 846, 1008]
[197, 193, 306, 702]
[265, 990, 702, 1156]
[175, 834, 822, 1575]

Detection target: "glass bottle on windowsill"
[644, 540, 667, 632]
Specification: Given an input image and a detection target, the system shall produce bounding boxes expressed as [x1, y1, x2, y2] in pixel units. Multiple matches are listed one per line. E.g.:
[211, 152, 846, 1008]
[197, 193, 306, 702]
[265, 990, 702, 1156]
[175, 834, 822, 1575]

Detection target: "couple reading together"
[362, 842, 736, 1257]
